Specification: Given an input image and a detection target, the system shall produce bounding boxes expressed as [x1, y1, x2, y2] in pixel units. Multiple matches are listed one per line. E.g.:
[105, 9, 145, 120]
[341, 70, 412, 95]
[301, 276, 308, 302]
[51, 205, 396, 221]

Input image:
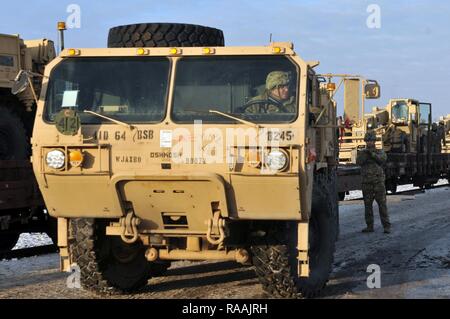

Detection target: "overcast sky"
[1, 0, 449, 119]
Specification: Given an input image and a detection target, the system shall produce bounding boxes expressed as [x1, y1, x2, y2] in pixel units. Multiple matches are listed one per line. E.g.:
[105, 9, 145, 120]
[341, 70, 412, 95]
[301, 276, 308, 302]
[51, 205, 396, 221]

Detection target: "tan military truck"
[27, 23, 339, 298]
[340, 98, 438, 159]
[338, 96, 450, 196]
[439, 114, 450, 154]
[0, 33, 56, 250]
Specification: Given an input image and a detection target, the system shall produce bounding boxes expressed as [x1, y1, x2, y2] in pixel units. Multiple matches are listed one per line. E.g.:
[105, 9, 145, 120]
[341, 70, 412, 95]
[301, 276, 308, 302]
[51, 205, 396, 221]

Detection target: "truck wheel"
[338, 192, 345, 201]
[251, 173, 338, 298]
[70, 218, 151, 294]
[107, 23, 224, 48]
[0, 233, 20, 251]
[0, 106, 28, 160]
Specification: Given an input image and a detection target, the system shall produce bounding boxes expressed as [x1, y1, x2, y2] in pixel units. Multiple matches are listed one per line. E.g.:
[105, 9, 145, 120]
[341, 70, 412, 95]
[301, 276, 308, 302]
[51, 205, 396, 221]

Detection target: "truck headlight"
[265, 149, 289, 172]
[46, 150, 65, 169]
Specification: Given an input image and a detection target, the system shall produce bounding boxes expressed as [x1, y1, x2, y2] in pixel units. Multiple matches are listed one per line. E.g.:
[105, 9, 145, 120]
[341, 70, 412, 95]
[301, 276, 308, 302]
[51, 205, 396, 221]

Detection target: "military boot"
[361, 226, 374, 233]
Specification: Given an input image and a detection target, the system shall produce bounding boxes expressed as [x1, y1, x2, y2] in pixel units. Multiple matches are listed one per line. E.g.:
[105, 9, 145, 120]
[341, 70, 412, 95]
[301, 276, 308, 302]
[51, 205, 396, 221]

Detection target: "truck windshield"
[172, 55, 299, 123]
[44, 57, 170, 124]
[391, 101, 409, 124]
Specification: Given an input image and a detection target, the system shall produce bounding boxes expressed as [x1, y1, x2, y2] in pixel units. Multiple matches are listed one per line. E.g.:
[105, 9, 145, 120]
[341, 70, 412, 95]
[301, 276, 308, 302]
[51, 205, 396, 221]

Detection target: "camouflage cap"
[266, 71, 290, 91]
[364, 131, 377, 142]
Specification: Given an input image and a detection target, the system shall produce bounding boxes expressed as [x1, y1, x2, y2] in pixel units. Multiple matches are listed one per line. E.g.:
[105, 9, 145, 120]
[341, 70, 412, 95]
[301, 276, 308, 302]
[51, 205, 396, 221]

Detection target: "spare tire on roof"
[107, 23, 225, 48]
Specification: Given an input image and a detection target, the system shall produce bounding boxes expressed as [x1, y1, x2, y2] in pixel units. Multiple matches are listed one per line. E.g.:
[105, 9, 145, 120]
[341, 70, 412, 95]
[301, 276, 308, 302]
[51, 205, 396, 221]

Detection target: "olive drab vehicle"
[0, 33, 56, 250]
[30, 23, 339, 298]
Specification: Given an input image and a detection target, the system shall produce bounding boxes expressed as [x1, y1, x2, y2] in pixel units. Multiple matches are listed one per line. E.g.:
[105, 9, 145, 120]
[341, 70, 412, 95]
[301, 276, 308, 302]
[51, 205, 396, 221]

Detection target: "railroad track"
[0, 244, 58, 261]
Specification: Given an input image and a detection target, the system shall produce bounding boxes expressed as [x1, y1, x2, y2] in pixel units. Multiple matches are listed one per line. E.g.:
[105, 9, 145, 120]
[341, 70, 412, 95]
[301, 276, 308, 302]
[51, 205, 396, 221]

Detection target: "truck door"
[408, 101, 419, 152]
[419, 103, 432, 176]
[419, 103, 432, 152]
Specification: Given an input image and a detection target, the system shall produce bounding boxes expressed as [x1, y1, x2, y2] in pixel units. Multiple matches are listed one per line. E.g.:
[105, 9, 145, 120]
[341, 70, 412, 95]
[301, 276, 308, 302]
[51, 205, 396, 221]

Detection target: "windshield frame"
[169, 55, 301, 125]
[391, 100, 410, 125]
[42, 56, 173, 125]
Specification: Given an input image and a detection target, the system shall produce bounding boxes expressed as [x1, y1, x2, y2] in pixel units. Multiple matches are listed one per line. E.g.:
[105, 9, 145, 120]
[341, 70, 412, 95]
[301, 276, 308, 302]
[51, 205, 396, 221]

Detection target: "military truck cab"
[383, 98, 432, 153]
[31, 24, 338, 298]
[0, 33, 56, 250]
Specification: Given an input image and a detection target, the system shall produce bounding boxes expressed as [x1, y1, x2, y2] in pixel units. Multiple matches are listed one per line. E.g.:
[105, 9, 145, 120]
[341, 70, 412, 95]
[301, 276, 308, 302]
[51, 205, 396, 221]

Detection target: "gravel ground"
[1, 182, 449, 299]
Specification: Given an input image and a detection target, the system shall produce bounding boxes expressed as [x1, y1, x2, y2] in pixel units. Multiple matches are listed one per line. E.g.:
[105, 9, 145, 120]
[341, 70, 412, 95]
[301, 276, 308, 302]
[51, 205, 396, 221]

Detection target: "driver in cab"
[244, 71, 296, 114]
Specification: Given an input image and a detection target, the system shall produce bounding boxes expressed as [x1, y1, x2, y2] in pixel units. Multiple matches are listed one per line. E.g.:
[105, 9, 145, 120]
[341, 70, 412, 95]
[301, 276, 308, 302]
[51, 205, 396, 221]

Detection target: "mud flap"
[58, 217, 71, 272]
[297, 222, 309, 277]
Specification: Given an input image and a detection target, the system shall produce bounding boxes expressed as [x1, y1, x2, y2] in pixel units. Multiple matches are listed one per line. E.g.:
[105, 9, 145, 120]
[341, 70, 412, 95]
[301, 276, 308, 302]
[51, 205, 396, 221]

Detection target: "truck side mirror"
[364, 80, 380, 99]
[11, 70, 30, 95]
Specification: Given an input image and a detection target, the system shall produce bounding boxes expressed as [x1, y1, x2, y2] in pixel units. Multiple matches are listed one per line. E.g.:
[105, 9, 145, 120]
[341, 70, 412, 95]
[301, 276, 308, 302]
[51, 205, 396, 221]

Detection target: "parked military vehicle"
[27, 23, 339, 298]
[0, 33, 56, 250]
[439, 114, 450, 154]
[340, 98, 435, 158]
[337, 89, 450, 198]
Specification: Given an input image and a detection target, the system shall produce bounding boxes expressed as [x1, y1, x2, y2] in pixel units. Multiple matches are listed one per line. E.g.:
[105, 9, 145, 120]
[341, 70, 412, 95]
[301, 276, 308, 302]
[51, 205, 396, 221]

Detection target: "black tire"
[251, 172, 338, 298]
[0, 233, 20, 251]
[0, 106, 28, 160]
[107, 23, 224, 48]
[70, 218, 151, 294]
[338, 192, 346, 201]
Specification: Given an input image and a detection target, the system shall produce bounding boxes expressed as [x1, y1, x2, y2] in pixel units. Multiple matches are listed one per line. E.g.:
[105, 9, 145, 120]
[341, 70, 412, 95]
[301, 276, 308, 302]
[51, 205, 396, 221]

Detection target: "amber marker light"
[69, 150, 84, 167]
[169, 48, 181, 55]
[57, 22, 67, 31]
[136, 48, 149, 55]
[246, 149, 261, 168]
[327, 82, 336, 91]
[272, 47, 285, 54]
[202, 47, 215, 55]
[68, 49, 80, 56]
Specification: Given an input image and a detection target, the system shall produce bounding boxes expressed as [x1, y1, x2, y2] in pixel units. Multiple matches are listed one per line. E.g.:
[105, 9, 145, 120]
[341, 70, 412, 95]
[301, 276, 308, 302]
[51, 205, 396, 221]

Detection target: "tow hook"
[120, 211, 141, 244]
[206, 211, 225, 246]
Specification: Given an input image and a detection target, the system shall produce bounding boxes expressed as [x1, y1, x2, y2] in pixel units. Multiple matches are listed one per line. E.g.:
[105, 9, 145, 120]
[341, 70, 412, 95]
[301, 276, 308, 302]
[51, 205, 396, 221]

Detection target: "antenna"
[269, 33, 273, 43]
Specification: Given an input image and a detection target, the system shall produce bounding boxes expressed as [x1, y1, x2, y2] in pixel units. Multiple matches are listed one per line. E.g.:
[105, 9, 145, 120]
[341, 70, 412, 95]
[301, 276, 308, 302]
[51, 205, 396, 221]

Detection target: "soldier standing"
[356, 131, 391, 234]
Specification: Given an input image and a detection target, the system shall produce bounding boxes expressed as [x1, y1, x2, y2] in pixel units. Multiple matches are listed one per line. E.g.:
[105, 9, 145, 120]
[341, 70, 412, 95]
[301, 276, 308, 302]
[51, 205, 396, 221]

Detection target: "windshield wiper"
[209, 110, 260, 129]
[83, 110, 134, 130]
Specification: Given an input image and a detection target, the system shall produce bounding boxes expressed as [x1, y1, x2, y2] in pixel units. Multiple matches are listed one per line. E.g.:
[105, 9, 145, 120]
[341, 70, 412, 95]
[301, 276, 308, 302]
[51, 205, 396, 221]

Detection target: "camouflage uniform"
[245, 71, 296, 113]
[356, 131, 391, 233]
